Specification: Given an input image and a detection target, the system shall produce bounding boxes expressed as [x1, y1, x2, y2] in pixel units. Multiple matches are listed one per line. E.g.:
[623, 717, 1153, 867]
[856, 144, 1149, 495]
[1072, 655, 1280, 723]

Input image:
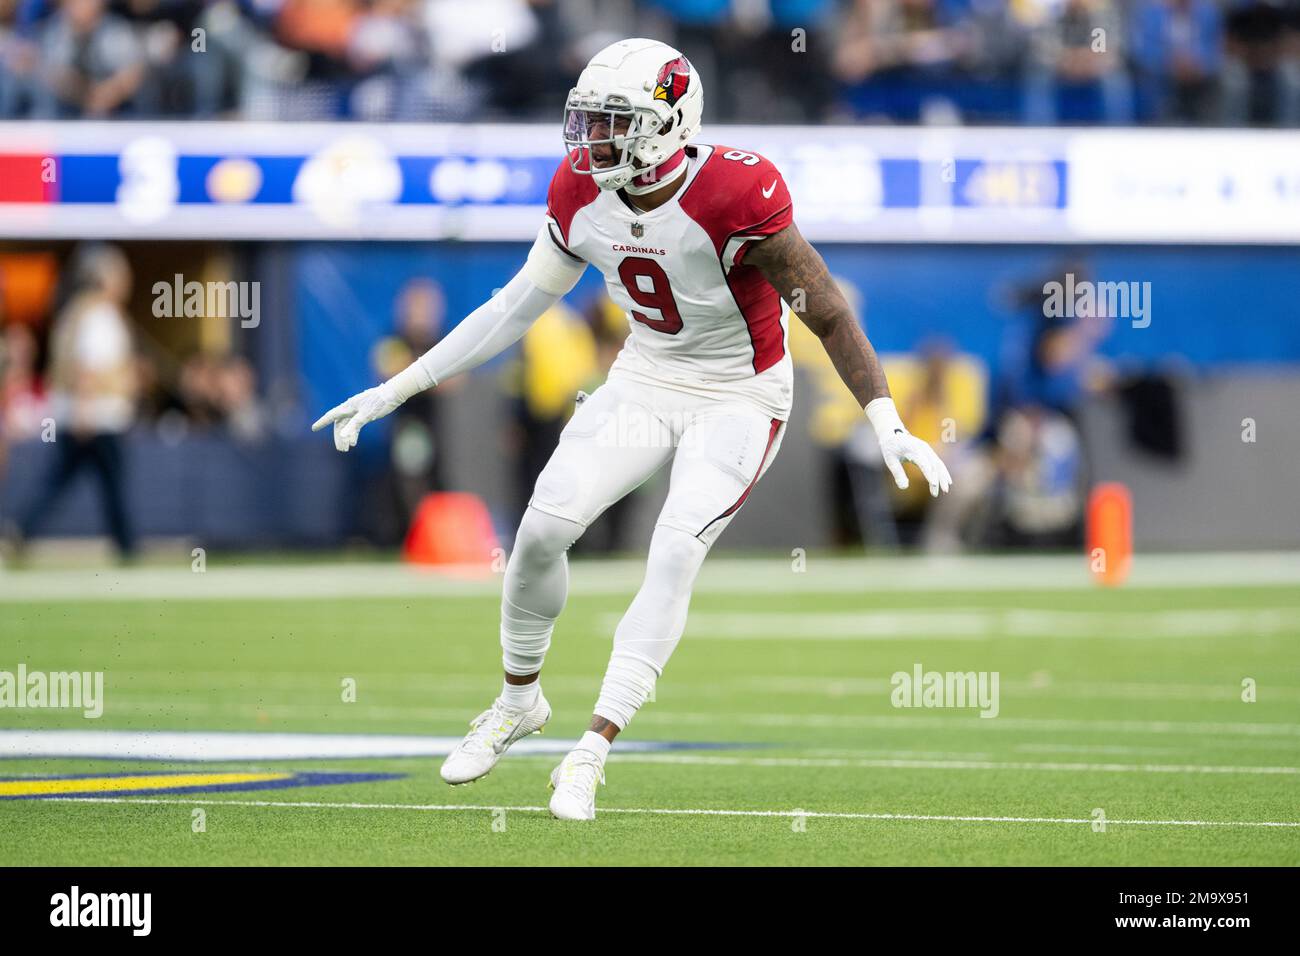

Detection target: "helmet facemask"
[563, 92, 663, 191]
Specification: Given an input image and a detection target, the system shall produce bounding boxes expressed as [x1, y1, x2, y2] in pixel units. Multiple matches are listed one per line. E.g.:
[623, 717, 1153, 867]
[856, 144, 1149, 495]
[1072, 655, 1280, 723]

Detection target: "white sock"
[577, 730, 611, 764]
[500, 679, 540, 712]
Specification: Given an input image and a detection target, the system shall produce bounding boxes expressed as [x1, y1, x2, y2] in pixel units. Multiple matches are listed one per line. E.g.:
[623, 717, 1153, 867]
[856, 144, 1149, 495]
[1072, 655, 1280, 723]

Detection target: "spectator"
[992, 403, 1087, 548]
[644, 0, 746, 121]
[178, 352, 225, 426]
[126, 0, 227, 116]
[267, 0, 356, 116]
[2, 0, 1297, 125]
[1130, 0, 1222, 124]
[213, 353, 265, 441]
[728, 0, 838, 122]
[502, 298, 595, 523]
[789, 276, 900, 547]
[895, 337, 988, 551]
[346, 0, 427, 119]
[0, 0, 39, 116]
[1025, 0, 1132, 124]
[0, 322, 46, 447]
[165, 349, 266, 436]
[833, 0, 976, 122]
[423, 0, 549, 119]
[994, 258, 1114, 419]
[34, 0, 147, 117]
[16, 243, 139, 559]
[369, 277, 453, 542]
[1223, 0, 1300, 125]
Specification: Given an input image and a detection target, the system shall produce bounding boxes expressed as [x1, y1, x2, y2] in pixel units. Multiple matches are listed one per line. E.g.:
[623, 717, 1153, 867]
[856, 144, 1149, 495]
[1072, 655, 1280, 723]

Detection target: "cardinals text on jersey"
[544, 143, 796, 420]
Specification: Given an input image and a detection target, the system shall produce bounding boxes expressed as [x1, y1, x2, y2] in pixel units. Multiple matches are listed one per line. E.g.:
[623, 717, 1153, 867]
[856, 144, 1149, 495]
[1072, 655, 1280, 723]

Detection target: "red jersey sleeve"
[545, 154, 599, 259]
[679, 147, 794, 271]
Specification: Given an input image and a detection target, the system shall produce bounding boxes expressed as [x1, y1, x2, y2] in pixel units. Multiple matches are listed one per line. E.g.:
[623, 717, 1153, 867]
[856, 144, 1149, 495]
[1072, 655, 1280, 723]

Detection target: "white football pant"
[499, 375, 786, 729]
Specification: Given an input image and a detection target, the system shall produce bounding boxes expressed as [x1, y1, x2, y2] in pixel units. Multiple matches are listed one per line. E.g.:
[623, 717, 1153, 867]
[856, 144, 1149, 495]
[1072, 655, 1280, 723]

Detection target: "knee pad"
[510, 506, 584, 568]
[642, 524, 709, 598]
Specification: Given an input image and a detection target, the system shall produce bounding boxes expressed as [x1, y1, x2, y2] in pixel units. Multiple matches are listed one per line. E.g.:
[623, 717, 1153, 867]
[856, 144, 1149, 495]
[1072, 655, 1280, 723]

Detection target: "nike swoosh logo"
[762, 180, 777, 199]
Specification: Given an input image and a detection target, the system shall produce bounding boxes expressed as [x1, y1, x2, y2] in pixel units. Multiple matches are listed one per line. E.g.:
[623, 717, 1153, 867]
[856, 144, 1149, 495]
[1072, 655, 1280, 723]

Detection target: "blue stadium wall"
[297, 241, 1300, 415]
[5, 241, 1299, 551]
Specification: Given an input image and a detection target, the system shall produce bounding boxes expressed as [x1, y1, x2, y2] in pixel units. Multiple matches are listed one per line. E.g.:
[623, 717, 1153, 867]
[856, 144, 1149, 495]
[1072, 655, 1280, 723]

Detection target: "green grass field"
[1, 553, 1298, 866]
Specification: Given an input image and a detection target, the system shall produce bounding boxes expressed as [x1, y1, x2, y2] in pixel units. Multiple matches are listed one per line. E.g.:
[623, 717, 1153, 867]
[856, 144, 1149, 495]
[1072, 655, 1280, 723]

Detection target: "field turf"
[1, 553, 1297, 866]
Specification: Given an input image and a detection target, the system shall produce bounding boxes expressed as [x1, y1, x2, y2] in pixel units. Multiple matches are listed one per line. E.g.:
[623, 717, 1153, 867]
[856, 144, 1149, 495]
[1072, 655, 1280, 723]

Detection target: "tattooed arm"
[747, 223, 953, 497]
[745, 222, 889, 407]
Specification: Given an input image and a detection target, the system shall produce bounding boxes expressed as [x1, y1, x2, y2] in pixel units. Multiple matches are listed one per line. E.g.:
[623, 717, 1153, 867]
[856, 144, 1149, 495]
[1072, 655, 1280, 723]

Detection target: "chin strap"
[622, 149, 688, 195]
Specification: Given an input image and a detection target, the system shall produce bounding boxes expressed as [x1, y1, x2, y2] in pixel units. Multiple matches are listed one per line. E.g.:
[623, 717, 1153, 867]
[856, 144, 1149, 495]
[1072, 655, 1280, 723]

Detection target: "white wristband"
[386, 361, 435, 403]
[865, 396, 906, 442]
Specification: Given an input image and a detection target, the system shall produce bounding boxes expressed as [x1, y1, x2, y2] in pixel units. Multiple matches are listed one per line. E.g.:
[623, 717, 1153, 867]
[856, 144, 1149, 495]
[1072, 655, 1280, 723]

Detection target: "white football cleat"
[548, 749, 606, 821]
[439, 693, 550, 785]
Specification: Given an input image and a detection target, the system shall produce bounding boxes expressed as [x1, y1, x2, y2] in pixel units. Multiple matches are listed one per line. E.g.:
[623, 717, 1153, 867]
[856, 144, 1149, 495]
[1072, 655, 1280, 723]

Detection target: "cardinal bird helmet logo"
[653, 56, 691, 108]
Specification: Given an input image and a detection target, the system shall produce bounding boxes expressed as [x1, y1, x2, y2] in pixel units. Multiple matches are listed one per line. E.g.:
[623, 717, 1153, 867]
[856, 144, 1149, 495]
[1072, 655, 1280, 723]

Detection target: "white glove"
[866, 396, 953, 497]
[312, 381, 403, 452]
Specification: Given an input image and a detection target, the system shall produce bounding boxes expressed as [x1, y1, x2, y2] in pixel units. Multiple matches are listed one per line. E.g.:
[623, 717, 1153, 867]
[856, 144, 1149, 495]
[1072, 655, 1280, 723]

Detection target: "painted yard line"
[737, 676, 1300, 702]
[808, 742, 1296, 757]
[668, 608, 1299, 640]
[78, 670, 1300, 705]
[600, 754, 1300, 775]
[3, 552, 1300, 601]
[802, 749, 997, 760]
[34, 795, 1300, 828]
[1012, 738, 1300, 754]
[634, 711, 1300, 737]
[1010, 743, 1229, 757]
[88, 700, 519, 722]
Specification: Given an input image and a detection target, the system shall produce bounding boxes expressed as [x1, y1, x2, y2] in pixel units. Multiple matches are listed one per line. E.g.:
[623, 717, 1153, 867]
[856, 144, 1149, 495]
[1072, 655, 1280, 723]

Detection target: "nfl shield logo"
[631, 222, 644, 238]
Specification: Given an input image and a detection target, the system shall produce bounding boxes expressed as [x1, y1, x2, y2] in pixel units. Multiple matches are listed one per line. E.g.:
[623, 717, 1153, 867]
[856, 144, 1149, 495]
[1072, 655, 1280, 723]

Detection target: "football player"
[314, 38, 952, 820]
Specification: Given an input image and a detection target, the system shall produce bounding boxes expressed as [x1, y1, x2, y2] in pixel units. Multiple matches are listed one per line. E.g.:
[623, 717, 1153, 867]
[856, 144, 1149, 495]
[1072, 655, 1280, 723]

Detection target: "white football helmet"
[563, 38, 703, 191]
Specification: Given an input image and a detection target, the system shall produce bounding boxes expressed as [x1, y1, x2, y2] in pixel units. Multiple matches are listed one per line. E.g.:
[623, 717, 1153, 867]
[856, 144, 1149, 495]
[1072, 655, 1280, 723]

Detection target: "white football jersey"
[544, 143, 796, 420]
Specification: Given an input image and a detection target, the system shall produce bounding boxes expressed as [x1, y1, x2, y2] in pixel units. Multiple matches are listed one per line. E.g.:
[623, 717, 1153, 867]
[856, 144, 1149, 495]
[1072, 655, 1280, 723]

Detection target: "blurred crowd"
[0, 0, 1296, 125]
[363, 254, 1162, 556]
[0, 243, 273, 556]
[0, 248, 267, 451]
[1, 239, 1187, 557]
[0, 241, 629, 556]
[791, 257, 1186, 552]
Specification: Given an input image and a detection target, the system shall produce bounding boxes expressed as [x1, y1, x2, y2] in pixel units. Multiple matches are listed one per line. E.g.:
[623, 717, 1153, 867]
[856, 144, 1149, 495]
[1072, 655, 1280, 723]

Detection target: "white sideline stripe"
[41, 796, 1300, 828]
[604, 754, 1300, 775]
[4, 731, 1294, 775]
[0, 729, 685, 762]
[3, 551, 1300, 601]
